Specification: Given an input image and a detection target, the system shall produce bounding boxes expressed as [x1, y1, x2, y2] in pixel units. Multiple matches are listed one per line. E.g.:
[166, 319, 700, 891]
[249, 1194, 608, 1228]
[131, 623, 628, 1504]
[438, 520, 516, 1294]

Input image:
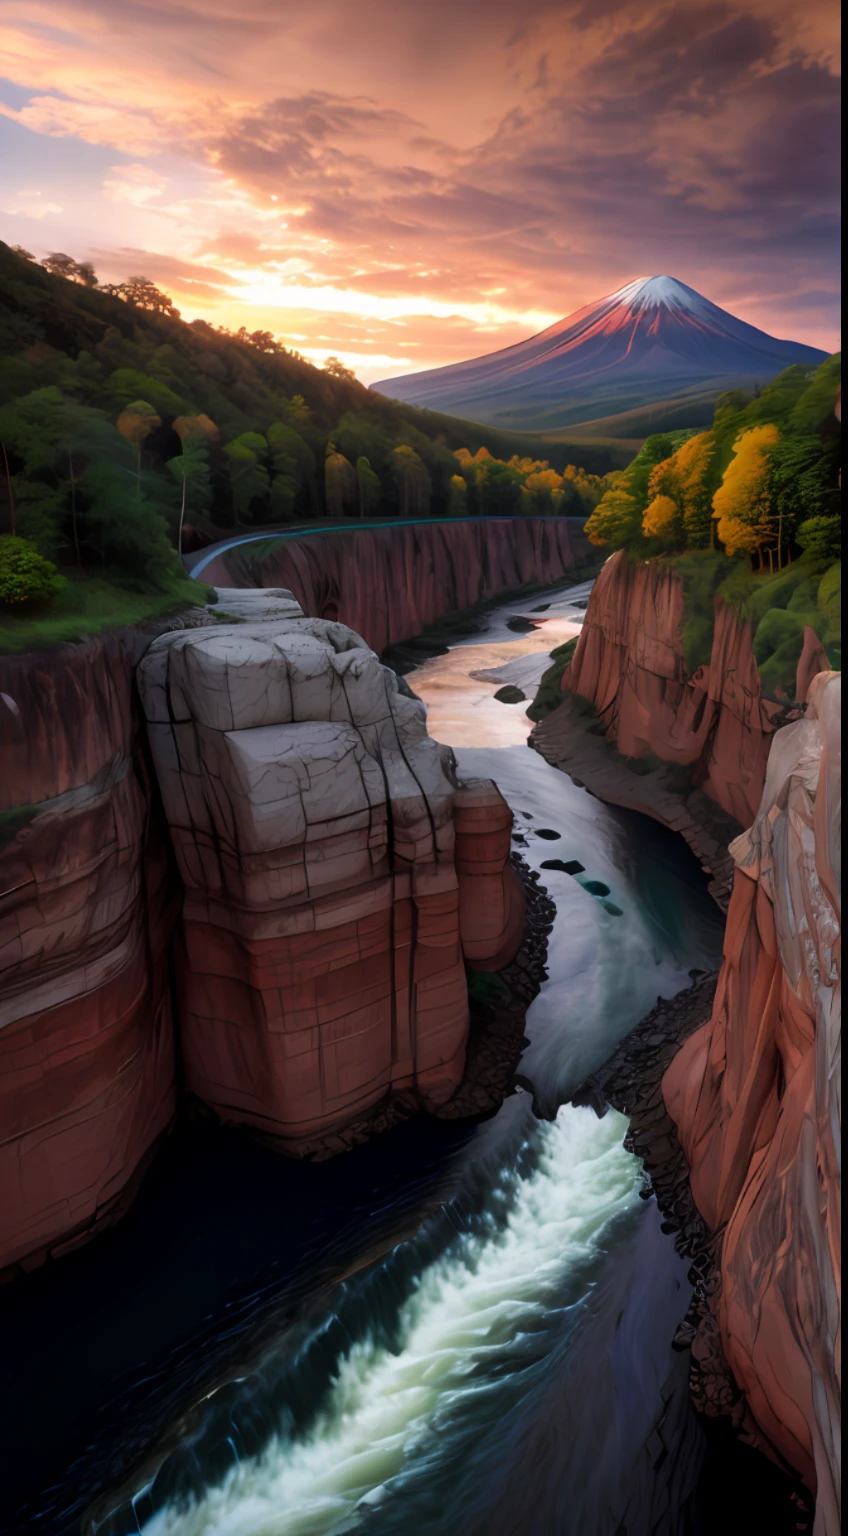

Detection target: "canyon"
[2, 516, 594, 1278]
[0, 577, 528, 1277]
[191, 514, 595, 655]
[0, 516, 840, 1536]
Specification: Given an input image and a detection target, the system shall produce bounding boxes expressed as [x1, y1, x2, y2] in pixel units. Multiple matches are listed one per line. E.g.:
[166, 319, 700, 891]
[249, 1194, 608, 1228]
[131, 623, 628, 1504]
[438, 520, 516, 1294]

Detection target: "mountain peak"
[615, 275, 704, 312]
[372, 276, 827, 432]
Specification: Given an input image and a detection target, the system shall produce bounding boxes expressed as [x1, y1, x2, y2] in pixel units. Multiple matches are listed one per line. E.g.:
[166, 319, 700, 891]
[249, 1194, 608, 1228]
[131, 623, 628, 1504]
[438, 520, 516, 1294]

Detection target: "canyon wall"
[0, 632, 179, 1277]
[138, 589, 524, 1156]
[664, 671, 841, 1534]
[0, 570, 526, 1271]
[197, 516, 593, 656]
[559, 549, 829, 827]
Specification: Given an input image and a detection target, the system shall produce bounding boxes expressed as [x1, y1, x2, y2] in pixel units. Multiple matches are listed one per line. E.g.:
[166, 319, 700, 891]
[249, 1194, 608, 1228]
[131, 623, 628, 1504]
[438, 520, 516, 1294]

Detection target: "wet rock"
[493, 684, 527, 704]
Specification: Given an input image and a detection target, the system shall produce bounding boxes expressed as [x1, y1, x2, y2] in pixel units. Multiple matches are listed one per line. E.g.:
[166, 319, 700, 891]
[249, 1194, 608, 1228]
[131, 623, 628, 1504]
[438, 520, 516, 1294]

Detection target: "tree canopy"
[584, 358, 840, 570]
[0, 239, 624, 594]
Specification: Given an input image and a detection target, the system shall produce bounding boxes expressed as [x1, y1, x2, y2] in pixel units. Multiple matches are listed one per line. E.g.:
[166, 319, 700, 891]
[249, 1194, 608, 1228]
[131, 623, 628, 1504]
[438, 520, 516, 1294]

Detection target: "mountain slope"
[373, 276, 828, 431]
[0, 241, 630, 475]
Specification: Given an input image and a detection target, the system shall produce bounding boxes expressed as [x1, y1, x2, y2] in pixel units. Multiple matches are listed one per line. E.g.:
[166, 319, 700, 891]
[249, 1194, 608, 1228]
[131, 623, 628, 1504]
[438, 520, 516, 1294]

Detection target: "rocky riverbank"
[572, 971, 815, 1528]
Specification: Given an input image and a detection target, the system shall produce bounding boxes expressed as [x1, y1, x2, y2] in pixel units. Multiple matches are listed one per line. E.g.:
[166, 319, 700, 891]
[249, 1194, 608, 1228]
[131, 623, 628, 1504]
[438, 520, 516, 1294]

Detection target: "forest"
[584, 358, 841, 567]
[0, 241, 838, 678]
[583, 357, 842, 695]
[0, 242, 622, 645]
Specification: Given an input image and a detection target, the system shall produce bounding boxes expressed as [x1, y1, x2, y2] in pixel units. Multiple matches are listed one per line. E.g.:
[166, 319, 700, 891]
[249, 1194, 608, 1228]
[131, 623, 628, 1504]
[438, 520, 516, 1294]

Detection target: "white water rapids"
[146, 1108, 638, 1536]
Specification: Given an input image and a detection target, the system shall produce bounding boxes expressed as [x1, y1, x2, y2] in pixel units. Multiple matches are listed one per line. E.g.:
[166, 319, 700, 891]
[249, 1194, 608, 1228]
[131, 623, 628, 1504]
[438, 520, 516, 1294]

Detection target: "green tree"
[106, 369, 185, 419]
[325, 443, 357, 517]
[584, 484, 641, 549]
[768, 435, 838, 566]
[390, 444, 431, 517]
[223, 432, 270, 523]
[356, 456, 381, 517]
[268, 421, 316, 513]
[0, 536, 65, 605]
[797, 516, 841, 563]
[167, 415, 218, 549]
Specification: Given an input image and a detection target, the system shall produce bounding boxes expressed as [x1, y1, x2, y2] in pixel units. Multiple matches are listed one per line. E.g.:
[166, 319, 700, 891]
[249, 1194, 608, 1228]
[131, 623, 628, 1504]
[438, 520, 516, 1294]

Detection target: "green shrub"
[797, 515, 841, 563]
[526, 637, 579, 721]
[0, 536, 65, 606]
[819, 561, 841, 621]
[752, 608, 806, 663]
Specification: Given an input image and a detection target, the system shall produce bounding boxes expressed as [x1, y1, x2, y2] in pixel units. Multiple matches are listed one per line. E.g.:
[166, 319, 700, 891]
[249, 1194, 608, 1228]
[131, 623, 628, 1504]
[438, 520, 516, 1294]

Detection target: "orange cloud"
[0, 0, 840, 375]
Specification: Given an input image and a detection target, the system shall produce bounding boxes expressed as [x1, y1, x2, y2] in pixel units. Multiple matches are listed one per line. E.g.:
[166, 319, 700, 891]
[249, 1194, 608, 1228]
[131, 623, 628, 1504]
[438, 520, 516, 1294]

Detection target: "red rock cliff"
[0, 634, 178, 1277]
[138, 589, 524, 1156]
[199, 517, 592, 655]
[561, 549, 829, 826]
[664, 672, 841, 1534]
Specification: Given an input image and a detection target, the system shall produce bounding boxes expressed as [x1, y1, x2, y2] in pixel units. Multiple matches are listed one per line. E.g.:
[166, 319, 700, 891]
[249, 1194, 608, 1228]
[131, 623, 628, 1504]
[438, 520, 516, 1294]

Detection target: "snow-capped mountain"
[372, 276, 827, 432]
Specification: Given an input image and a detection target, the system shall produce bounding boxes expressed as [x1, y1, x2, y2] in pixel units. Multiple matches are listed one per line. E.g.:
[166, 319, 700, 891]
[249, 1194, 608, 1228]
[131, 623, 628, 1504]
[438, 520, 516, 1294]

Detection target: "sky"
[0, 0, 840, 384]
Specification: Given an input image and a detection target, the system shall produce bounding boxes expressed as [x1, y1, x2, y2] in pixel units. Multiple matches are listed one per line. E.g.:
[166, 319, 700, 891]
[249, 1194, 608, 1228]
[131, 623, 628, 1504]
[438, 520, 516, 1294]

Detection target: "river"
[3, 579, 738, 1536]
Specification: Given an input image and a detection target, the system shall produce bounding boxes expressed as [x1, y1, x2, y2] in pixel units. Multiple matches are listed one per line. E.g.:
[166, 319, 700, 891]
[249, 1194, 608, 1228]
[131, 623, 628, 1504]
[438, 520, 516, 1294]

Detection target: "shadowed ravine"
[70, 578, 743, 1536]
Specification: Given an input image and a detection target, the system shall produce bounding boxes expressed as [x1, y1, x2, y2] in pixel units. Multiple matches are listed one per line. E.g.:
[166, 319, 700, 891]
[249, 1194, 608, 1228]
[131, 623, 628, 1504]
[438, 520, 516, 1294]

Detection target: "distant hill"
[0, 242, 631, 478]
[372, 276, 828, 432]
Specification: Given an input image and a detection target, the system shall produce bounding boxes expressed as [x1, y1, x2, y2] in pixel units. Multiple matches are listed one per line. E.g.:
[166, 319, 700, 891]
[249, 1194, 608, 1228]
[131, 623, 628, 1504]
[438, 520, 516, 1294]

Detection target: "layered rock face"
[198, 516, 592, 655]
[663, 672, 841, 1533]
[138, 589, 524, 1155]
[561, 549, 829, 826]
[0, 636, 178, 1277]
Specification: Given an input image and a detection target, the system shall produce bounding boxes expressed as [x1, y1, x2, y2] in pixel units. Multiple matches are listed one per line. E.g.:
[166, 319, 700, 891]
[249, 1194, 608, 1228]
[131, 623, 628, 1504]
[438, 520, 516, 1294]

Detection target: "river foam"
[142, 1107, 637, 1536]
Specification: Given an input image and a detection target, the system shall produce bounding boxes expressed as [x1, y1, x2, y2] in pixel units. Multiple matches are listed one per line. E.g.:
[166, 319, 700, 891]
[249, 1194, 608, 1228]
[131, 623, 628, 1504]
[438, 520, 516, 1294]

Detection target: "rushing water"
[9, 579, 730, 1536]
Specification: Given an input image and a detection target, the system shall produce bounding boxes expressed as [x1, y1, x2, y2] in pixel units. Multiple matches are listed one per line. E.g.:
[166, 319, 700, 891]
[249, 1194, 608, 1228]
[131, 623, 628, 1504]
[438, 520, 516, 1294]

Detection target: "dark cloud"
[1, 0, 839, 357]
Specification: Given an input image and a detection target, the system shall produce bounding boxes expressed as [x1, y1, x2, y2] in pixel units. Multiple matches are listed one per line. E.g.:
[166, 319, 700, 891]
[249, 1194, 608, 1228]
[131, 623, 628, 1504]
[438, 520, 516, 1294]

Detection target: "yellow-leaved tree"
[673, 432, 715, 547]
[712, 423, 779, 565]
[642, 494, 679, 539]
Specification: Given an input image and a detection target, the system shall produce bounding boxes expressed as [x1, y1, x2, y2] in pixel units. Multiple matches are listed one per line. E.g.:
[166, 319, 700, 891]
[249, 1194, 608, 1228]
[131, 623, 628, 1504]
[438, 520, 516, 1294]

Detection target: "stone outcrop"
[138, 589, 524, 1156]
[0, 632, 181, 1278]
[558, 549, 786, 827]
[197, 516, 593, 656]
[0, 574, 526, 1271]
[663, 671, 841, 1534]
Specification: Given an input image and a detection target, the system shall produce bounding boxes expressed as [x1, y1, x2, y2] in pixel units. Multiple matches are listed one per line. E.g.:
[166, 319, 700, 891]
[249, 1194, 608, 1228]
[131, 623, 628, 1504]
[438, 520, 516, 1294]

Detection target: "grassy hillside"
[0, 241, 635, 649]
[550, 383, 753, 441]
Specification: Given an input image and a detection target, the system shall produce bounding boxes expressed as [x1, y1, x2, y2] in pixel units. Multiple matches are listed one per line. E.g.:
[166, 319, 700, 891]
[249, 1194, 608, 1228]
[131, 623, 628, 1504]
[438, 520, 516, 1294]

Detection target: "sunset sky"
[0, 0, 840, 384]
